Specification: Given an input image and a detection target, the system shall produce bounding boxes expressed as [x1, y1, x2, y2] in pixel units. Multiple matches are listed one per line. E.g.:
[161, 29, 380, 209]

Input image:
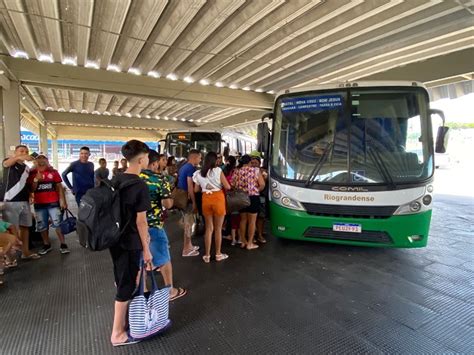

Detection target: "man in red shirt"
[27, 155, 70, 255]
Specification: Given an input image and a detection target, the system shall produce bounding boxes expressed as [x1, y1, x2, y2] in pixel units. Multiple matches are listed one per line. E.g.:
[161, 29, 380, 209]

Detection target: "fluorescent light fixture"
[147, 71, 160, 78]
[215, 82, 224, 88]
[181, 118, 186, 121]
[172, 117, 177, 121]
[69, 108, 78, 113]
[85, 60, 100, 69]
[155, 116, 160, 120]
[135, 114, 141, 118]
[45, 106, 53, 111]
[38, 54, 54, 63]
[115, 112, 122, 116]
[128, 68, 141, 75]
[125, 113, 132, 117]
[12, 50, 29, 59]
[197, 119, 202, 123]
[107, 64, 121, 72]
[62, 57, 77, 66]
[145, 115, 151, 119]
[199, 79, 210, 86]
[267, 90, 275, 94]
[242, 86, 251, 91]
[184, 76, 194, 83]
[255, 88, 264, 92]
[0, 70, 4, 75]
[189, 119, 194, 122]
[229, 84, 238, 89]
[92, 110, 101, 115]
[166, 73, 178, 81]
[103, 111, 111, 116]
[164, 116, 169, 120]
[58, 108, 66, 112]
[81, 109, 88, 114]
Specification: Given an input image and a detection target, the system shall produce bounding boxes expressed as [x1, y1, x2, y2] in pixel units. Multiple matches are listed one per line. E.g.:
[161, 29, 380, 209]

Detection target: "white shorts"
[3, 201, 33, 227]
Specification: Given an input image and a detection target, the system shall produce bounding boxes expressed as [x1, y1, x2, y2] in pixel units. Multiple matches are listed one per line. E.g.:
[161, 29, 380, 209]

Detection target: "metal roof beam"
[51, 125, 163, 141]
[359, 48, 474, 84]
[43, 111, 192, 131]
[1, 56, 273, 110]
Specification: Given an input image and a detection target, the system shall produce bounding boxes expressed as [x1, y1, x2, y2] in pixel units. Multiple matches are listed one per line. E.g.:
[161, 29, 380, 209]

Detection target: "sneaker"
[38, 245, 52, 255]
[60, 244, 70, 254]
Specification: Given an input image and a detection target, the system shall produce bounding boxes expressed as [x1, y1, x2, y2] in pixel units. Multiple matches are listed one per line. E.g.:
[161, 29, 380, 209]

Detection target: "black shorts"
[109, 246, 141, 302]
[241, 195, 260, 214]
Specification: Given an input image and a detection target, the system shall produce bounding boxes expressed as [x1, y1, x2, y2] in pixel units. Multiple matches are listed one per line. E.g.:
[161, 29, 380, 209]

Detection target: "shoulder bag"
[129, 269, 171, 340]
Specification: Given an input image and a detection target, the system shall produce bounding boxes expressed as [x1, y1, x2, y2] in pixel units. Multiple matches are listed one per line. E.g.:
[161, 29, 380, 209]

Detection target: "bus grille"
[301, 203, 398, 219]
[304, 227, 392, 244]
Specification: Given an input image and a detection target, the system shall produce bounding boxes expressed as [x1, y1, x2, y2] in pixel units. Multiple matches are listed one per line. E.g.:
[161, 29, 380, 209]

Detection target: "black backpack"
[76, 179, 139, 251]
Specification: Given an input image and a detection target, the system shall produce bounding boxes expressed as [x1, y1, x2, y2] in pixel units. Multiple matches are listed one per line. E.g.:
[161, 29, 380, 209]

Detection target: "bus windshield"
[167, 132, 221, 159]
[271, 87, 434, 186]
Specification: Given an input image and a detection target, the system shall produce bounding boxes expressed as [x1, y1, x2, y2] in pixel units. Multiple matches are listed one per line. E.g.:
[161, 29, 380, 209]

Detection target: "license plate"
[333, 223, 362, 233]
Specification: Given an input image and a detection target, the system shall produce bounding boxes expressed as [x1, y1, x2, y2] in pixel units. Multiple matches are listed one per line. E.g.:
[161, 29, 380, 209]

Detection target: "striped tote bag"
[129, 269, 171, 340]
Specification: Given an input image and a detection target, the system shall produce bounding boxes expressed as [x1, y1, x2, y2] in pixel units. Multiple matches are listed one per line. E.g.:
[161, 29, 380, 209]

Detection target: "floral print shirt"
[231, 166, 260, 196]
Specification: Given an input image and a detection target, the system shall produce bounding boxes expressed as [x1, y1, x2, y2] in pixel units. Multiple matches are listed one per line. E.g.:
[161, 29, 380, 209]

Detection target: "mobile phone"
[30, 152, 39, 158]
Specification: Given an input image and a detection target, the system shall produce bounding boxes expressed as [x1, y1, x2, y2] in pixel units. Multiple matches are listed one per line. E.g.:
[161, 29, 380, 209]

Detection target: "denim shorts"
[35, 206, 63, 232]
[149, 227, 171, 267]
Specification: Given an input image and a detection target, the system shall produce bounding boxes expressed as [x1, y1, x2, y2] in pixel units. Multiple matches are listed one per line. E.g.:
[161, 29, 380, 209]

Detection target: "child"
[27, 155, 70, 255]
[109, 140, 153, 347]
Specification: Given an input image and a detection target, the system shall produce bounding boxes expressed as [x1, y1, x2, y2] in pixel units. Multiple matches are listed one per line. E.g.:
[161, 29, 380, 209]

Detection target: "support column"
[1, 81, 20, 157]
[39, 123, 48, 155]
[52, 138, 58, 169]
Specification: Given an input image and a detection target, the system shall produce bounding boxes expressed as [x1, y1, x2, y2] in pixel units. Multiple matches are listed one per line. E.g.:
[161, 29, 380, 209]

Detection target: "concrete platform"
[0, 193, 472, 354]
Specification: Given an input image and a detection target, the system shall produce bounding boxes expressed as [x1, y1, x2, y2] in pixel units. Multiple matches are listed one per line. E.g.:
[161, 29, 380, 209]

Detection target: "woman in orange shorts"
[193, 152, 231, 263]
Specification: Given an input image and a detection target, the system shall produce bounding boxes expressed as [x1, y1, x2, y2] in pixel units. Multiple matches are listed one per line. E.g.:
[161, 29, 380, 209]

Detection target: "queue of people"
[1, 140, 269, 347]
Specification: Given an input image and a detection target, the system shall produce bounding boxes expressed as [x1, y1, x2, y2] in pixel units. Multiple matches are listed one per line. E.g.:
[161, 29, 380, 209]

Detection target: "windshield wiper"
[305, 141, 334, 187]
[367, 145, 397, 189]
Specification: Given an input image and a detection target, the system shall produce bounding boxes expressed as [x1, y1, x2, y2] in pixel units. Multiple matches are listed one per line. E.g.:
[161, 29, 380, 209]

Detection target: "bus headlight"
[394, 196, 431, 215]
[422, 195, 432, 206]
[271, 181, 278, 189]
[271, 187, 305, 211]
[272, 190, 282, 199]
[410, 201, 421, 212]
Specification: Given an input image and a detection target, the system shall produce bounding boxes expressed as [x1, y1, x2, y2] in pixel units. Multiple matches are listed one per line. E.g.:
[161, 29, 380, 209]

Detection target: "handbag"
[129, 269, 171, 340]
[226, 189, 250, 213]
[171, 188, 188, 210]
[60, 209, 77, 235]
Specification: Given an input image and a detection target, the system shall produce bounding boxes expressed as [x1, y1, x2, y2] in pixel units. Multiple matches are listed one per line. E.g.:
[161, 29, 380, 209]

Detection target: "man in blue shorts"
[140, 150, 187, 301]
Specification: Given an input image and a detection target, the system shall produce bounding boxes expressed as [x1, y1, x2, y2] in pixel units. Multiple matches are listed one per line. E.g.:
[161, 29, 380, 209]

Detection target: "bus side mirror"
[435, 126, 449, 153]
[430, 109, 449, 153]
[257, 122, 270, 154]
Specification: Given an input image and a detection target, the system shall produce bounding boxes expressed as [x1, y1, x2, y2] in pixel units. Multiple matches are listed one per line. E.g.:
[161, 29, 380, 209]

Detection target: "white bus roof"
[276, 81, 428, 97]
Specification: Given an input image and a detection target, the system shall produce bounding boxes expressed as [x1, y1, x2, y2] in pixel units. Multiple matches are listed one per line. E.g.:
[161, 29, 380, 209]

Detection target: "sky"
[430, 93, 474, 124]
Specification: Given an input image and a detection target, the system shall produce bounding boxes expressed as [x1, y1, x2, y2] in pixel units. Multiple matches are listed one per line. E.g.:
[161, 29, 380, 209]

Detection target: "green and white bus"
[257, 81, 449, 248]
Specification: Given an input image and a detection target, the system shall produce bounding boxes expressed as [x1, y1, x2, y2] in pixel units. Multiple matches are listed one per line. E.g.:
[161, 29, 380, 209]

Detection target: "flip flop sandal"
[21, 253, 40, 260]
[170, 287, 187, 301]
[112, 334, 140, 347]
[257, 238, 267, 244]
[215, 254, 229, 262]
[202, 255, 210, 263]
[192, 245, 200, 251]
[246, 244, 259, 250]
[6, 260, 18, 268]
[182, 249, 200, 257]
